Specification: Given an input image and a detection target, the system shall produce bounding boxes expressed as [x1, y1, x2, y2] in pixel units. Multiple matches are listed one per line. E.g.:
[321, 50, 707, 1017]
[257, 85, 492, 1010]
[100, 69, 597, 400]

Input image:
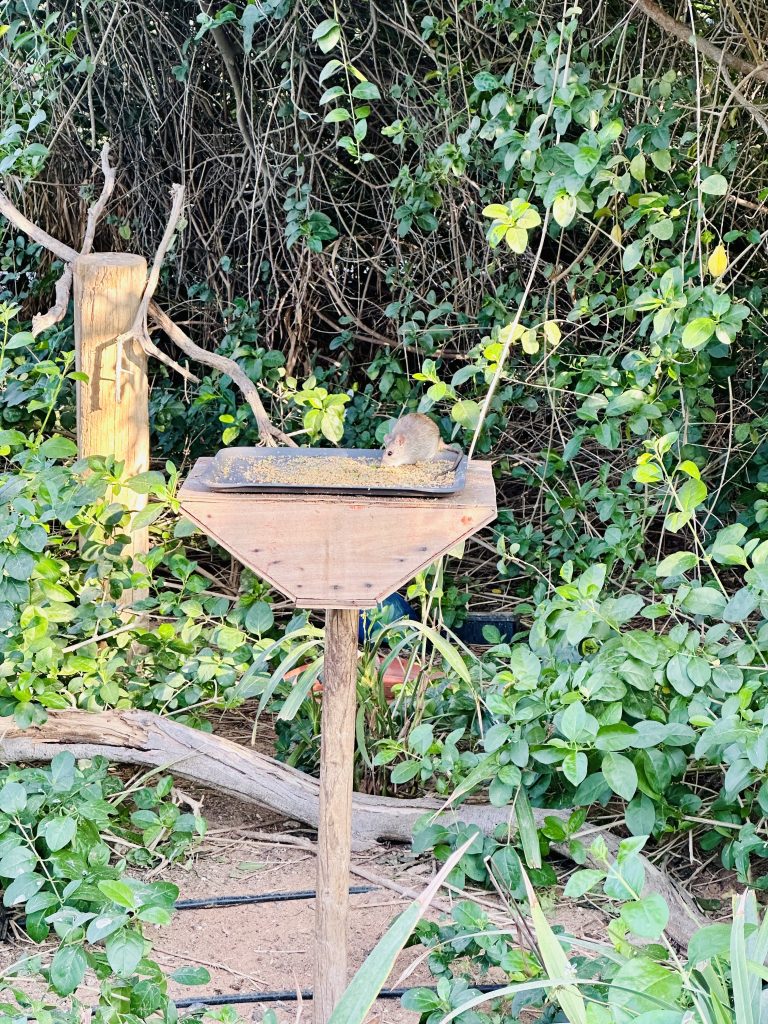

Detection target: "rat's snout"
[381, 448, 401, 468]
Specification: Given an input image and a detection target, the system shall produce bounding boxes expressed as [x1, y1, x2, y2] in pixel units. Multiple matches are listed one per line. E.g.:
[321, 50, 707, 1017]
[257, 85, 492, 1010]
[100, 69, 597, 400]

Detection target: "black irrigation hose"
[170, 887, 506, 1010]
[174, 886, 375, 910]
[176, 984, 504, 1008]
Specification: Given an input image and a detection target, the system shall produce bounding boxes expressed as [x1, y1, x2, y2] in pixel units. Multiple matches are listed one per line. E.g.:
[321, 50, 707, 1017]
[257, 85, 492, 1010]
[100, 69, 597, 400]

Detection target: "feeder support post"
[314, 607, 359, 1024]
[72, 253, 149, 560]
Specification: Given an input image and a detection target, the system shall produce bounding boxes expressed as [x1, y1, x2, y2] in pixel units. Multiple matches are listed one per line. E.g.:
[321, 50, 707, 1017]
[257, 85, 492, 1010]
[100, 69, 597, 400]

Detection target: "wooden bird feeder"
[179, 454, 497, 1022]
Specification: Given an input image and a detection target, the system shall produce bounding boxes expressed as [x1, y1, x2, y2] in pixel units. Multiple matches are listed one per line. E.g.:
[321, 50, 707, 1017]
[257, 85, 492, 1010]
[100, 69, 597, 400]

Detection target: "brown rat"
[381, 413, 462, 467]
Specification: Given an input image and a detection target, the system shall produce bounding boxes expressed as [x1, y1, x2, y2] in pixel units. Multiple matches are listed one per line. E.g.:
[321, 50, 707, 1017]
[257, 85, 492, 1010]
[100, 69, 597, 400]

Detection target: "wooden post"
[72, 253, 149, 558]
[314, 607, 358, 1024]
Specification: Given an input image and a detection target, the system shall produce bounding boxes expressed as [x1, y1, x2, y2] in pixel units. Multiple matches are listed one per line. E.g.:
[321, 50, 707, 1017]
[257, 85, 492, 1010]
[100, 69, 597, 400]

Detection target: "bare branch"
[0, 183, 290, 445]
[198, 0, 257, 159]
[0, 189, 77, 262]
[116, 184, 196, 400]
[82, 143, 117, 254]
[31, 267, 73, 337]
[627, 0, 768, 84]
[149, 303, 297, 446]
[720, 66, 768, 139]
[31, 144, 117, 338]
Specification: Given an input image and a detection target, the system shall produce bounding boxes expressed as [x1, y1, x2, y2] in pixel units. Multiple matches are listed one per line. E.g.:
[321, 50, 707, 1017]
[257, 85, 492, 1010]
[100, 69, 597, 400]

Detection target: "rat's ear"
[383, 432, 393, 445]
[394, 435, 406, 447]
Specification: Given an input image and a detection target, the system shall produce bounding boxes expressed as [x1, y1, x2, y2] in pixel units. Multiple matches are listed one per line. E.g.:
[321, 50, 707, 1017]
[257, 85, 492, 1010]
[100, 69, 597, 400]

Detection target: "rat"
[381, 413, 462, 467]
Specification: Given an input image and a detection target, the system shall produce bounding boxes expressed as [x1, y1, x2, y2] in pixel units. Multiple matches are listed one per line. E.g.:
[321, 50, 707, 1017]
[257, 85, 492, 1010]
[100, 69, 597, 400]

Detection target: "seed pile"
[212, 454, 456, 489]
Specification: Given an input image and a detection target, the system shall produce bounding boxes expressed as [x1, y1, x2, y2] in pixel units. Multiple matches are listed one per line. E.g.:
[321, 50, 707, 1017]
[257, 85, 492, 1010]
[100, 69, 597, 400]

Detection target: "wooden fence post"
[314, 607, 358, 1023]
[72, 253, 149, 559]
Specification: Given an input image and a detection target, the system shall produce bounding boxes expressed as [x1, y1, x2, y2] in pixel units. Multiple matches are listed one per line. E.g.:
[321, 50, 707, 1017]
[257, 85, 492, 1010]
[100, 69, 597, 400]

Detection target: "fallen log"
[0, 709, 702, 946]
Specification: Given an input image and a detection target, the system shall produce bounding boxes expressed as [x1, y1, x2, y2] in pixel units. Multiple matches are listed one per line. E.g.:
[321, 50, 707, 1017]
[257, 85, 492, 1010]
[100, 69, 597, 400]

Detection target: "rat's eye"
[386, 449, 393, 456]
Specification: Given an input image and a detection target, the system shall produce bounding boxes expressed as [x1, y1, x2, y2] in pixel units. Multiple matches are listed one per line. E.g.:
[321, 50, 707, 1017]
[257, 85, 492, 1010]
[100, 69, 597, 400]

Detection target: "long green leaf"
[437, 977, 595, 1024]
[277, 656, 324, 721]
[327, 834, 478, 1024]
[514, 788, 541, 870]
[257, 639, 322, 715]
[522, 867, 588, 1024]
[731, 892, 754, 1024]
[379, 620, 473, 687]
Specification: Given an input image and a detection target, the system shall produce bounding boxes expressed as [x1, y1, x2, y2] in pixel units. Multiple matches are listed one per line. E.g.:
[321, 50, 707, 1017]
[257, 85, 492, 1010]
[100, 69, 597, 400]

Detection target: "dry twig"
[116, 183, 196, 401]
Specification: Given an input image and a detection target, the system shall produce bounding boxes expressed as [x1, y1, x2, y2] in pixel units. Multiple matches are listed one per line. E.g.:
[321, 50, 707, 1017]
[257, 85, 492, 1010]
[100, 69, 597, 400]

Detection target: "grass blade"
[522, 867, 587, 1024]
[327, 833, 478, 1024]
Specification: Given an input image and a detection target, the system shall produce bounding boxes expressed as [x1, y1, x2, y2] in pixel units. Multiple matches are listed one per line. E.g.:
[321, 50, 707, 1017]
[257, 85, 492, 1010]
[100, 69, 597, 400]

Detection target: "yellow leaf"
[610, 224, 622, 245]
[521, 330, 539, 354]
[498, 322, 524, 345]
[543, 321, 561, 347]
[708, 243, 728, 278]
[482, 204, 509, 219]
[505, 226, 528, 253]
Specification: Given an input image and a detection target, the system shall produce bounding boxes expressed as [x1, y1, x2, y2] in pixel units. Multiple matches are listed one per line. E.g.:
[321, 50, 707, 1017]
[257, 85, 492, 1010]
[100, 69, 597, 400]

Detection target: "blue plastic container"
[358, 592, 418, 644]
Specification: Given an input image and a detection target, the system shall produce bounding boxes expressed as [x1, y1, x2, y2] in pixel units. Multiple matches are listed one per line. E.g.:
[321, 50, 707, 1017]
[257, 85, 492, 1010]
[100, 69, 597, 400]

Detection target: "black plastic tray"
[199, 447, 467, 497]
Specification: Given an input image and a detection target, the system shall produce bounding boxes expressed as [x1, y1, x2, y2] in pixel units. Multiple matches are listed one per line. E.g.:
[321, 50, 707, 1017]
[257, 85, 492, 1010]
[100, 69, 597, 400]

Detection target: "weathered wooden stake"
[72, 253, 149, 558]
[314, 607, 359, 1024]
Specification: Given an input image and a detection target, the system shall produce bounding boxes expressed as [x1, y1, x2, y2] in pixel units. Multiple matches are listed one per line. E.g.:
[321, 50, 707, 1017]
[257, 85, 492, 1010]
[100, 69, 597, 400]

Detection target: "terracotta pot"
[285, 654, 432, 701]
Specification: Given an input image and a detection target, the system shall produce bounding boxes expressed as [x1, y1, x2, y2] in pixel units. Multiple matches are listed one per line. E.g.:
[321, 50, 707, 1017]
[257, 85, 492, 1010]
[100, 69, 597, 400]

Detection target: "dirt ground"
[0, 778, 609, 1024]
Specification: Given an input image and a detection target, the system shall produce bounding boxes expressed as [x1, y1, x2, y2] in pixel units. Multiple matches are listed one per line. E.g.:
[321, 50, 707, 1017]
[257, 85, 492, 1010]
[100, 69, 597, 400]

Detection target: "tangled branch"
[0, 150, 294, 445]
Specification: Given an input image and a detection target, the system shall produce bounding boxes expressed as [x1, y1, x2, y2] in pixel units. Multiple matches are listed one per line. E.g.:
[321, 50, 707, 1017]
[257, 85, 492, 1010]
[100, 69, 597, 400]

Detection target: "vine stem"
[468, 208, 552, 461]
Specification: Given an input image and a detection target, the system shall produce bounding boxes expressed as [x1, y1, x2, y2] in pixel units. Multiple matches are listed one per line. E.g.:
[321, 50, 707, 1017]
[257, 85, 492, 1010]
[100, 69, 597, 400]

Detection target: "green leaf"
[681, 317, 716, 349]
[126, 471, 165, 495]
[3, 871, 45, 907]
[680, 586, 727, 617]
[245, 601, 274, 635]
[473, 71, 499, 92]
[687, 923, 732, 965]
[601, 752, 638, 801]
[562, 750, 588, 786]
[324, 108, 351, 123]
[701, 173, 728, 195]
[504, 226, 528, 253]
[131, 503, 163, 531]
[38, 436, 77, 460]
[651, 149, 672, 171]
[622, 240, 644, 271]
[656, 551, 698, 578]
[629, 153, 646, 181]
[620, 894, 670, 938]
[0, 782, 26, 814]
[609, 956, 681, 1023]
[319, 86, 345, 104]
[50, 945, 88, 996]
[722, 587, 758, 623]
[171, 966, 212, 985]
[390, 760, 421, 785]
[50, 752, 76, 792]
[515, 788, 541, 869]
[86, 913, 130, 943]
[312, 17, 341, 53]
[106, 929, 145, 977]
[676, 477, 707, 513]
[626, 794, 656, 836]
[351, 81, 380, 100]
[451, 399, 480, 429]
[98, 880, 137, 910]
[482, 204, 509, 218]
[553, 193, 577, 227]
[40, 816, 77, 852]
[564, 869, 604, 898]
